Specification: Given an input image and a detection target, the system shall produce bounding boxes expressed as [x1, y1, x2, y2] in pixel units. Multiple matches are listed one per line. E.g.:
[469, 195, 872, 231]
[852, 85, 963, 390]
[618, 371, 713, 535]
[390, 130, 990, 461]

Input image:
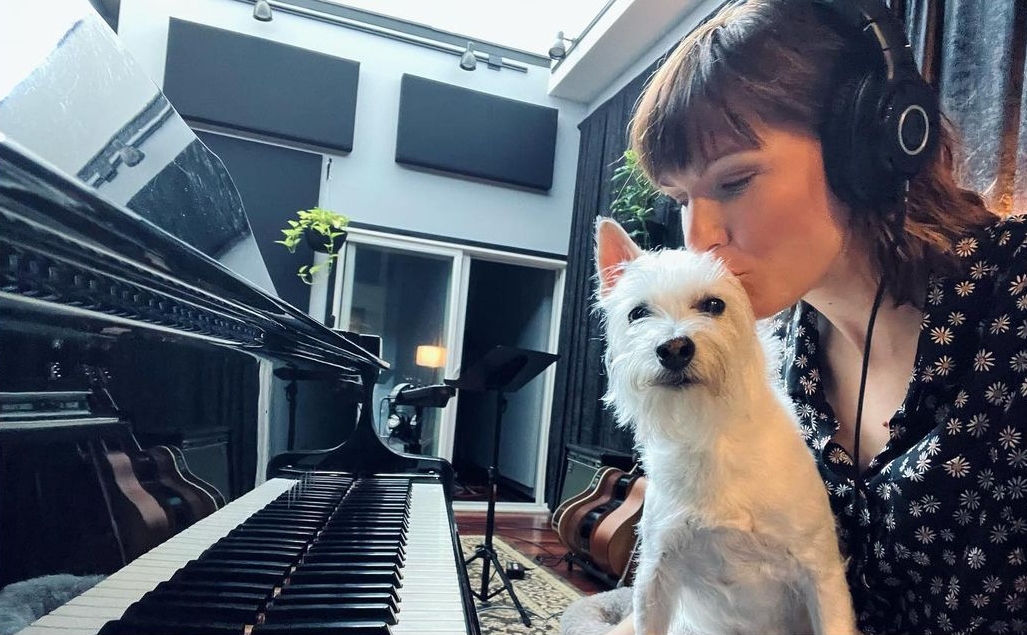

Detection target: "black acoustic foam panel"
[395, 74, 558, 192]
[164, 19, 359, 153]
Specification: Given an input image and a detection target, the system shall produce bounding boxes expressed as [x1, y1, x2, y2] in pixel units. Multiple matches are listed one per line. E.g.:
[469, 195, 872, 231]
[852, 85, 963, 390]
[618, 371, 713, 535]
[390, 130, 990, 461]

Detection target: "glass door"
[333, 236, 462, 458]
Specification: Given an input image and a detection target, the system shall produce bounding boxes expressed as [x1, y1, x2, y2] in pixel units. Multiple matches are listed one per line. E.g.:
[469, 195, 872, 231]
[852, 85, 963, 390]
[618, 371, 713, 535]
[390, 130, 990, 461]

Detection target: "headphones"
[814, 0, 939, 208]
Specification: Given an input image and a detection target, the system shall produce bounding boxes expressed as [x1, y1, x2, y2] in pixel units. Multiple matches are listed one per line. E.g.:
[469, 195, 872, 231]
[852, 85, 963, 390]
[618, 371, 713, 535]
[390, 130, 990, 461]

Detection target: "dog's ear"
[595, 218, 642, 297]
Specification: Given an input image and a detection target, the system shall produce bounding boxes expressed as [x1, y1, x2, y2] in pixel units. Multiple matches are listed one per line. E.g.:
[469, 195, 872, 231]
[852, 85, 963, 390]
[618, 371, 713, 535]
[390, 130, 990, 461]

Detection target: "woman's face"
[658, 122, 851, 319]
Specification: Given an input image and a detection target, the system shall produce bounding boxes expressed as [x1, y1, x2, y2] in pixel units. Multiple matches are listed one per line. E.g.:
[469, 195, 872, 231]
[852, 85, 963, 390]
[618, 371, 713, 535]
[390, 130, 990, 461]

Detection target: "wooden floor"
[455, 510, 610, 596]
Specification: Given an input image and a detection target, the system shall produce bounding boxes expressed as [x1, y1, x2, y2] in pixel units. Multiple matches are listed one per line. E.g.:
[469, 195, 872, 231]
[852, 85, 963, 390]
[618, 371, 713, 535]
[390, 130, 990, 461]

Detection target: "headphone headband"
[813, 0, 918, 83]
[813, 0, 938, 206]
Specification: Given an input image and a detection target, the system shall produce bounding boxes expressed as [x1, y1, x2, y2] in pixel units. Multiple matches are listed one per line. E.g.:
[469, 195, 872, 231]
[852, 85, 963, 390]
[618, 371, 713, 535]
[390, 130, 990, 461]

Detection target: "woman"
[562, 1, 1026, 634]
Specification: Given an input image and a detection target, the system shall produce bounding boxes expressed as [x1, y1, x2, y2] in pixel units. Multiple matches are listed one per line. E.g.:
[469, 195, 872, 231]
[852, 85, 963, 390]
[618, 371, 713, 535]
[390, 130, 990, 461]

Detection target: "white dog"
[594, 219, 857, 635]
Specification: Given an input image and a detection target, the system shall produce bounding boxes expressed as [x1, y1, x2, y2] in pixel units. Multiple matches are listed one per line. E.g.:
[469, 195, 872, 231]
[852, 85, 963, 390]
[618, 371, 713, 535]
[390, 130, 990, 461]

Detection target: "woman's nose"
[682, 200, 727, 253]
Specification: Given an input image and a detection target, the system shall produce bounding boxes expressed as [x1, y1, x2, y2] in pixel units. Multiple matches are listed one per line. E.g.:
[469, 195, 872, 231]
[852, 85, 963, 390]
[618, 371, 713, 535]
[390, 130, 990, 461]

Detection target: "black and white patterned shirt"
[772, 215, 1027, 634]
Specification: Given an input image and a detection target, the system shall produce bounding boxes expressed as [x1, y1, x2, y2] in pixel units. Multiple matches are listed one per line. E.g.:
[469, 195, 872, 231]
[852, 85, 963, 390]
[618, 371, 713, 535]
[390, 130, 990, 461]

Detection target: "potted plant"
[608, 149, 667, 250]
[275, 207, 350, 284]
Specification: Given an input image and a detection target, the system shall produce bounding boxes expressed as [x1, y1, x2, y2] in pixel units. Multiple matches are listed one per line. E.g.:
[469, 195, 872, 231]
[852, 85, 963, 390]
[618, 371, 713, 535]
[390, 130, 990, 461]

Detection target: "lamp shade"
[415, 345, 447, 368]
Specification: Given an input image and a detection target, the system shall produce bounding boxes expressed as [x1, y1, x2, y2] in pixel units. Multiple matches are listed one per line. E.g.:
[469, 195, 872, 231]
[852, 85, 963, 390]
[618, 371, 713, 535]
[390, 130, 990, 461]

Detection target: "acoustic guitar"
[86, 441, 173, 562]
[590, 475, 646, 579]
[556, 465, 638, 554]
[575, 469, 641, 556]
[128, 443, 219, 528]
[551, 465, 619, 535]
[150, 444, 225, 510]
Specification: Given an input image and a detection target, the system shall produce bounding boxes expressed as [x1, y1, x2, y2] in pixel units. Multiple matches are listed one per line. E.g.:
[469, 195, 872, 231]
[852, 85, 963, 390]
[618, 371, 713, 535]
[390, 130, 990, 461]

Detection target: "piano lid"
[0, 0, 275, 297]
[0, 0, 387, 374]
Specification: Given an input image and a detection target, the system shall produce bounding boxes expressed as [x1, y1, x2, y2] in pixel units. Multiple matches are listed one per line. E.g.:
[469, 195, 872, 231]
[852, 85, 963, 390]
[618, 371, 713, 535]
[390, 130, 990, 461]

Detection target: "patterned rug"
[459, 535, 583, 634]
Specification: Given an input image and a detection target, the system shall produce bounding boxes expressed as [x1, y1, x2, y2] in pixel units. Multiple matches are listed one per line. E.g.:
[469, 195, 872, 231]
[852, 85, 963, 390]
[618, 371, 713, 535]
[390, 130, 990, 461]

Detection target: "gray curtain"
[899, 0, 1027, 213]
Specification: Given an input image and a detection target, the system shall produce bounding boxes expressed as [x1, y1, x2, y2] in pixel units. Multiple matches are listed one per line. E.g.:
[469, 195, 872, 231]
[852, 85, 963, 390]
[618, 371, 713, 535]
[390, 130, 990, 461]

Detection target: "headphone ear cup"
[822, 68, 893, 208]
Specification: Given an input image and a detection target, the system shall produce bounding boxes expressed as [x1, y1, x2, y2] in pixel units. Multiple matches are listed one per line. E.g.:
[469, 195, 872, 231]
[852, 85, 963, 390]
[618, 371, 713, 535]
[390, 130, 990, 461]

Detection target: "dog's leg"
[803, 558, 859, 635]
[632, 528, 685, 635]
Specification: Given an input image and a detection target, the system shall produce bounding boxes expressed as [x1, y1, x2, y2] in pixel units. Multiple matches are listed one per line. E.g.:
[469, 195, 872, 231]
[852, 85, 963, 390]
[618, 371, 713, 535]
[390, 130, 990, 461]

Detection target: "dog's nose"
[656, 336, 695, 371]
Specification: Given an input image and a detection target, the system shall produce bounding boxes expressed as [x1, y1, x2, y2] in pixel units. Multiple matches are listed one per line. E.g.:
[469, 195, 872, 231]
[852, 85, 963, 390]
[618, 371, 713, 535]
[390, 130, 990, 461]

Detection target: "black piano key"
[152, 579, 277, 596]
[250, 620, 392, 634]
[98, 617, 244, 634]
[301, 551, 403, 566]
[287, 569, 402, 587]
[307, 539, 405, 555]
[272, 592, 399, 613]
[294, 562, 401, 577]
[171, 565, 287, 585]
[278, 582, 399, 604]
[261, 602, 397, 625]
[243, 516, 327, 527]
[318, 528, 405, 539]
[142, 588, 269, 606]
[215, 537, 311, 551]
[200, 542, 301, 558]
[123, 598, 261, 623]
[192, 557, 297, 572]
[227, 527, 319, 540]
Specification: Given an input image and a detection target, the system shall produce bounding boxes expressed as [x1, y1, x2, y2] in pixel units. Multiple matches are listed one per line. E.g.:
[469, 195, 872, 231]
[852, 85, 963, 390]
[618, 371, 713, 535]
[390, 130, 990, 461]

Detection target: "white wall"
[117, 0, 588, 256]
[583, 0, 723, 118]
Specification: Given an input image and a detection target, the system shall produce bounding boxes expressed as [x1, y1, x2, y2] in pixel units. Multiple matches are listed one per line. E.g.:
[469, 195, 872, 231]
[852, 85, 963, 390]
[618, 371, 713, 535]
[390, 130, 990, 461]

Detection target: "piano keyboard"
[18, 475, 473, 635]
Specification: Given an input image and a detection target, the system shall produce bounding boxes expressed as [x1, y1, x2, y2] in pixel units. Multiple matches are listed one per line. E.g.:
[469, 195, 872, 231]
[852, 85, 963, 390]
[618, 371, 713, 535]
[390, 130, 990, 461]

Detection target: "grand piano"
[0, 2, 479, 633]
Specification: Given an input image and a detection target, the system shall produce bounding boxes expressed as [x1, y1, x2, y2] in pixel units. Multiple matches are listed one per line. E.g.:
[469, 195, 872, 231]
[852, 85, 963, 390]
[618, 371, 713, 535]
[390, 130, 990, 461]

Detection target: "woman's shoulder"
[961, 213, 1027, 268]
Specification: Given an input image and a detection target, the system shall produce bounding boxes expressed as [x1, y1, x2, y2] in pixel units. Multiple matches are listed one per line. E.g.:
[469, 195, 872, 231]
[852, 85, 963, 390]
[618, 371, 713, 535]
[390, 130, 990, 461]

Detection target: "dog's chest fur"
[663, 520, 813, 634]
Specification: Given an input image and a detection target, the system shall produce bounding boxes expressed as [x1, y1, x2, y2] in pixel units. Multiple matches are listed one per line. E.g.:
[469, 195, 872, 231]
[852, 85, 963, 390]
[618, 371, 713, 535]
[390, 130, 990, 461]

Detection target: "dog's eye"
[700, 297, 726, 315]
[628, 305, 651, 322]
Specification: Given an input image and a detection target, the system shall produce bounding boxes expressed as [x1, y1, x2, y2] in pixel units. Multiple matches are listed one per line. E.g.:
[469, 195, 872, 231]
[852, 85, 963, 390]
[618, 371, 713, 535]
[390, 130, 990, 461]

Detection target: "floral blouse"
[770, 215, 1027, 634]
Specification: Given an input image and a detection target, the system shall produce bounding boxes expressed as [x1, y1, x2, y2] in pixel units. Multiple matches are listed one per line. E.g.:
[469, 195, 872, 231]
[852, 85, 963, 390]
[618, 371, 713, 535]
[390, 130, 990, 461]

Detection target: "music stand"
[446, 345, 559, 626]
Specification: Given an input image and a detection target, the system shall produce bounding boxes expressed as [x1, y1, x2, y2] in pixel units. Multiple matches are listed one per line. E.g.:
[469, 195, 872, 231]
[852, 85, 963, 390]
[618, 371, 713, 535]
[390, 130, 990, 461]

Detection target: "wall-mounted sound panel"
[395, 74, 558, 192]
[164, 19, 359, 153]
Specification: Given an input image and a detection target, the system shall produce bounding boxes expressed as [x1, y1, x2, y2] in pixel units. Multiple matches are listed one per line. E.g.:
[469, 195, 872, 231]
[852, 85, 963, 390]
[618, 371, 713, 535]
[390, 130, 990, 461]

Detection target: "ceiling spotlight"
[253, 0, 272, 22]
[548, 31, 576, 60]
[118, 145, 145, 167]
[460, 41, 477, 71]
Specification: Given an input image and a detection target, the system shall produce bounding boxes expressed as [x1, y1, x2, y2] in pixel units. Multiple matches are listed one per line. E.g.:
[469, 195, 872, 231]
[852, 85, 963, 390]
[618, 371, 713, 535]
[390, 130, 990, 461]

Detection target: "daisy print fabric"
[772, 215, 1027, 634]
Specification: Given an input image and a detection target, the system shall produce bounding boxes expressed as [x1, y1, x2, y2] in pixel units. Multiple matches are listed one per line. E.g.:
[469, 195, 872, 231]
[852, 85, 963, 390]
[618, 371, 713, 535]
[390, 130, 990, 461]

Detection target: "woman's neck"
[802, 237, 923, 364]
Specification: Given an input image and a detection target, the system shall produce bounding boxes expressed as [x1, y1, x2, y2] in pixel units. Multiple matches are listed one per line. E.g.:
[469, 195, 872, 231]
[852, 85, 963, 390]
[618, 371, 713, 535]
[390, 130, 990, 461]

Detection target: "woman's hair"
[628, 0, 997, 306]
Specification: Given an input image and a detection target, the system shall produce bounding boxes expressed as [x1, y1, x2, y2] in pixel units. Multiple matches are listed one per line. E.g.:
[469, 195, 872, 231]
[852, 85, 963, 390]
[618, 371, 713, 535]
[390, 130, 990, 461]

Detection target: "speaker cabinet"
[557, 443, 634, 507]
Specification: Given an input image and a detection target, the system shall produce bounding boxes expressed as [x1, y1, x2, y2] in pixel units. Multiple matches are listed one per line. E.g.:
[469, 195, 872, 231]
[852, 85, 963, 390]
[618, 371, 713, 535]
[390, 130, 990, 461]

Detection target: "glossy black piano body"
[0, 1, 480, 632]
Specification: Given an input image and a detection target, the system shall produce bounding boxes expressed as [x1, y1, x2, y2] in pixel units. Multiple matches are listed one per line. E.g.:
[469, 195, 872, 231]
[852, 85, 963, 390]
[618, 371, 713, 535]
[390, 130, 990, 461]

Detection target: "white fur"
[594, 219, 857, 635]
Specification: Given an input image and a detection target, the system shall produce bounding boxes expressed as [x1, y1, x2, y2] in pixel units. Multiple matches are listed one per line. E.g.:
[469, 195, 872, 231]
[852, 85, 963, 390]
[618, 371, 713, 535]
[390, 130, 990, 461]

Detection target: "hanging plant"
[275, 207, 350, 284]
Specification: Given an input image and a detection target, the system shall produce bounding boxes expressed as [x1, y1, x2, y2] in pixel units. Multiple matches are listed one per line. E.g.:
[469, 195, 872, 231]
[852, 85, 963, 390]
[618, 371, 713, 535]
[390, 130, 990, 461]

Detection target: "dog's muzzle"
[656, 336, 694, 372]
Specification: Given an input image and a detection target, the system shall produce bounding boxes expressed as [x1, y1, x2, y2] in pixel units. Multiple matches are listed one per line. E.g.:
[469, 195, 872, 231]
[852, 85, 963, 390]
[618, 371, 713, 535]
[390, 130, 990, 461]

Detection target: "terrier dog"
[594, 219, 857, 635]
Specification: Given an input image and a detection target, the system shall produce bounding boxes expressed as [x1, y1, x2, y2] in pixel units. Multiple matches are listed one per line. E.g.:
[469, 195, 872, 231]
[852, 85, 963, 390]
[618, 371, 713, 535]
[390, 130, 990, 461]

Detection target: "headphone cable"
[849, 274, 886, 607]
[849, 181, 911, 607]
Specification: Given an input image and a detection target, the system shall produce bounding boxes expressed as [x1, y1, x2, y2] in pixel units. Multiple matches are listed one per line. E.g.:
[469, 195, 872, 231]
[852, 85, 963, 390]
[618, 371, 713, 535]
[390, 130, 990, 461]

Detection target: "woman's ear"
[595, 218, 642, 297]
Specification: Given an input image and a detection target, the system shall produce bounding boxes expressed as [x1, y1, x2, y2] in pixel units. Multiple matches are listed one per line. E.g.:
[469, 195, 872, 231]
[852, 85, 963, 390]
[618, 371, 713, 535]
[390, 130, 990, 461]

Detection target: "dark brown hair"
[629, 0, 997, 306]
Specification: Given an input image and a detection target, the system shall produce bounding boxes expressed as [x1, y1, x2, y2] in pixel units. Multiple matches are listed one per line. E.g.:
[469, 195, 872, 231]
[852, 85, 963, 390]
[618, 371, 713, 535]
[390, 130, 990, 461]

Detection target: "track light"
[459, 41, 477, 71]
[548, 31, 576, 60]
[118, 146, 145, 167]
[253, 0, 272, 22]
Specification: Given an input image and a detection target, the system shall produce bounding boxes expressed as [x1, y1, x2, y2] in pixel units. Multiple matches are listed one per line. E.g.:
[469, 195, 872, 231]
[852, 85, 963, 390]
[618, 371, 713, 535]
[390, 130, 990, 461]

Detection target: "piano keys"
[19, 475, 475, 635]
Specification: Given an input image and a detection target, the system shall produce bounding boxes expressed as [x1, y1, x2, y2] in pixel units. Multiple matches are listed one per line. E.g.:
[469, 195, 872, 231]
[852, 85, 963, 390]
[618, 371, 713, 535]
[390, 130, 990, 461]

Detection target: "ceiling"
[325, 0, 612, 58]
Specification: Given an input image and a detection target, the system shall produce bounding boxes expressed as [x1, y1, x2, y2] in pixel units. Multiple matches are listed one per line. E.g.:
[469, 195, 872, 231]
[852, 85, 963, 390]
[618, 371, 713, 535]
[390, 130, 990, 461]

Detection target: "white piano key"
[392, 482, 471, 635]
[17, 477, 297, 635]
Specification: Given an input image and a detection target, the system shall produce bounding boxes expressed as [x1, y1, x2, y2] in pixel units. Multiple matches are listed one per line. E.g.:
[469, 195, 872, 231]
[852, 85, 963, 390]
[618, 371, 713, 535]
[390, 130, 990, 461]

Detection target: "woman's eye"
[720, 174, 754, 196]
[700, 297, 726, 315]
[628, 305, 651, 322]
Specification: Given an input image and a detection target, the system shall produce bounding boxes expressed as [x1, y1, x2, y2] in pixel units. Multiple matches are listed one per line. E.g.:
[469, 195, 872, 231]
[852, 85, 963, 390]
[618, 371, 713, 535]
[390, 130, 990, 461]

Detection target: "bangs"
[639, 87, 763, 182]
[629, 1, 820, 183]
